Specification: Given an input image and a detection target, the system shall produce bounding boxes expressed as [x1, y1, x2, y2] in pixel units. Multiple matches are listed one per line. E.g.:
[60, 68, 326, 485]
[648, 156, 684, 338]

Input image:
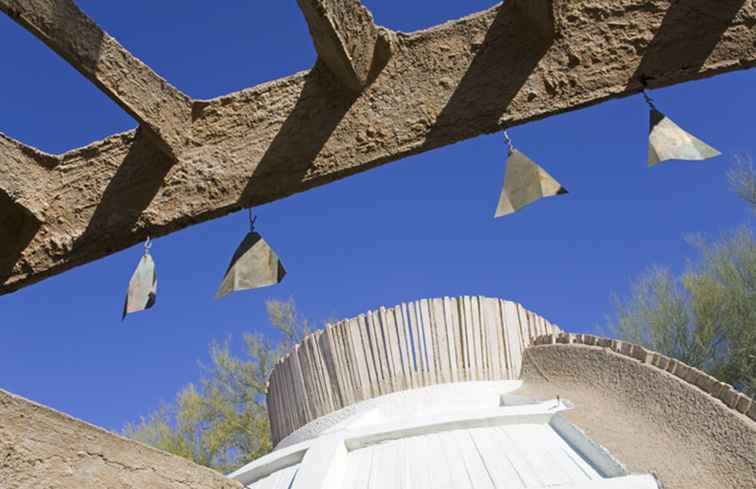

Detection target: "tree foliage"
[611, 228, 756, 396]
[123, 298, 309, 473]
[728, 154, 756, 211]
[612, 159, 756, 395]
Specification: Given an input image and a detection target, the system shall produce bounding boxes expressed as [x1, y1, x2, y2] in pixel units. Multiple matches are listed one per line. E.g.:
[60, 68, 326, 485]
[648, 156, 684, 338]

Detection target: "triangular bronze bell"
[123, 238, 157, 320]
[495, 134, 568, 217]
[215, 211, 286, 300]
[644, 91, 721, 166]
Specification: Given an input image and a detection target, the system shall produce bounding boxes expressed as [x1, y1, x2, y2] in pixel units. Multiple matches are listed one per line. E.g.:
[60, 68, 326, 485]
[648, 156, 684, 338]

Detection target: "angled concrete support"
[0, 0, 193, 159]
[0, 133, 56, 223]
[297, 0, 389, 92]
[0, 0, 755, 294]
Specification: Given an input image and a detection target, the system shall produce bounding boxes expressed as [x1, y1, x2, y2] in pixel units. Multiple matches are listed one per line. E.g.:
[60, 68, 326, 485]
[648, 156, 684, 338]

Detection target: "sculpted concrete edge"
[0, 388, 244, 489]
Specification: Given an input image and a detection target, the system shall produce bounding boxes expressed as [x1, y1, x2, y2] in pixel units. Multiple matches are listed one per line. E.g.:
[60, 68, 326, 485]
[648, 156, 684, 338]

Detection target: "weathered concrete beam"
[297, 0, 388, 92]
[1, 0, 755, 294]
[0, 0, 193, 159]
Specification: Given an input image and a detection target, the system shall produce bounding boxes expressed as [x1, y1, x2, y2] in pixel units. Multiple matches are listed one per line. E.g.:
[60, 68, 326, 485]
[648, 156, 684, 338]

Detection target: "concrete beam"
[297, 0, 387, 92]
[0, 0, 193, 160]
[1, 0, 755, 294]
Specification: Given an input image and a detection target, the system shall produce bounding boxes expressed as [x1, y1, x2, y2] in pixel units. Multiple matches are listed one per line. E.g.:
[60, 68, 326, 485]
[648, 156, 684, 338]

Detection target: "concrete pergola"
[1, 0, 755, 294]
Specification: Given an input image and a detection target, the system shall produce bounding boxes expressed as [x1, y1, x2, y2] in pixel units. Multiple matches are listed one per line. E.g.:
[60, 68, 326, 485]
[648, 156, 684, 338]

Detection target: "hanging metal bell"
[495, 148, 568, 217]
[648, 109, 721, 166]
[122, 250, 157, 320]
[215, 232, 286, 300]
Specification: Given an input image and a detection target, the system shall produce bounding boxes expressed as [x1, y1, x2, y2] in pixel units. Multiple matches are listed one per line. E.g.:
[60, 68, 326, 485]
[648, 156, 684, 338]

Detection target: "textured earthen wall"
[518, 343, 756, 489]
[0, 389, 243, 489]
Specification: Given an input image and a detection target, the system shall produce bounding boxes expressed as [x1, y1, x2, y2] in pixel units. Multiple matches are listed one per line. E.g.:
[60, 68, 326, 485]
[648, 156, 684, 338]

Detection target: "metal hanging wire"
[503, 130, 515, 154]
[642, 89, 658, 111]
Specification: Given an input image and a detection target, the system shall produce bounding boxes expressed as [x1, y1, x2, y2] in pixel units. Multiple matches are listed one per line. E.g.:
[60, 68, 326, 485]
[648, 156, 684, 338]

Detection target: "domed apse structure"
[230, 296, 756, 489]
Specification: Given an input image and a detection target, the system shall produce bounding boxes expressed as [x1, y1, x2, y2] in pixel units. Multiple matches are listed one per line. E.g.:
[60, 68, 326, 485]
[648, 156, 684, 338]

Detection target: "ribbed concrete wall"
[266, 296, 561, 444]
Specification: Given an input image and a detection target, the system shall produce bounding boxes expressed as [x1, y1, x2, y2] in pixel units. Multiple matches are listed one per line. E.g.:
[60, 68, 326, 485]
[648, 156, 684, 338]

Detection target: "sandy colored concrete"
[517, 344, 756, 489]
[1, 0, 755, 295]
[297, 0, 387, 92]
[0, 389, 244, 489]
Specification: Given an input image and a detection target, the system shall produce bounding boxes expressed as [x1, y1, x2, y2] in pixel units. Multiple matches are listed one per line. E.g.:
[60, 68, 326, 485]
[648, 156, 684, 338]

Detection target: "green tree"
[611, 159, 756, 395]
[123, 298, 310, 473]
[611, 176, 756, 399]
[611, 229, 756, 395]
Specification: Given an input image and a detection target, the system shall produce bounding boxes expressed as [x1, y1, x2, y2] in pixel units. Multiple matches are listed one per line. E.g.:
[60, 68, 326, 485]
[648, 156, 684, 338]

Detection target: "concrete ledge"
[519, 341, 756, 489]
[532, 333, 755, 422]
[0, 389, 243, 489]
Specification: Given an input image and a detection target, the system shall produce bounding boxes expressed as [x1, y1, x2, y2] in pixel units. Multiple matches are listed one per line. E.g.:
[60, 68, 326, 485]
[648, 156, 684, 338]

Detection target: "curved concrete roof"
[518, 340, 756, 488]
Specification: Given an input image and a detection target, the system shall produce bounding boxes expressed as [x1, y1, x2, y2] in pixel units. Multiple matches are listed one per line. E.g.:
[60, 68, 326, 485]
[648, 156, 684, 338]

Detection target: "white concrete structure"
[228, 296, 756, 488]
[230, 381, 661, 489]
[265, 296, 562, 443]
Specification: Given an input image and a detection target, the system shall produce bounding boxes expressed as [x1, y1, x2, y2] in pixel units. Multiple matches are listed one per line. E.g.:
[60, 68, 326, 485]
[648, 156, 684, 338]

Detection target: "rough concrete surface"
[296, 0, 385, 91]
[1, 0, 755, 295]
[517, 344, 756, 489]
[0, 389, 244, 489]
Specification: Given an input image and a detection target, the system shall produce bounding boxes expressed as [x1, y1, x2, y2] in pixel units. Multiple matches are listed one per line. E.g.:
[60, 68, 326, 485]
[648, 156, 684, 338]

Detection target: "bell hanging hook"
[144, 236, 152, 255]
[248, 207, 257, 233]
[639, 76, 658, 111]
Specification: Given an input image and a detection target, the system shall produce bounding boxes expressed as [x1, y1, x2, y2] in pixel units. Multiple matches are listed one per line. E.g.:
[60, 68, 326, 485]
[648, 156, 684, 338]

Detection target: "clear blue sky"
[1, 1, 754, 433]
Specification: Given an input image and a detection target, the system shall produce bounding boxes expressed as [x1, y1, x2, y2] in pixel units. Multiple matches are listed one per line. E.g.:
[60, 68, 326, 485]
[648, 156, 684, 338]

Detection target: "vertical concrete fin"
[296, 0, 390, 92]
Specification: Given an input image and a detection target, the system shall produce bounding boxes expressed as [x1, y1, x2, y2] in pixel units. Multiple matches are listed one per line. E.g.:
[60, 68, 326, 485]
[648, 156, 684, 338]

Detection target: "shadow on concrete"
[629, 0, 746, 89]
[240, 60, 360, 206]
[424, 3, 555, 149]
[73, 130, 173, 255]
[0, 192, 42, 288]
